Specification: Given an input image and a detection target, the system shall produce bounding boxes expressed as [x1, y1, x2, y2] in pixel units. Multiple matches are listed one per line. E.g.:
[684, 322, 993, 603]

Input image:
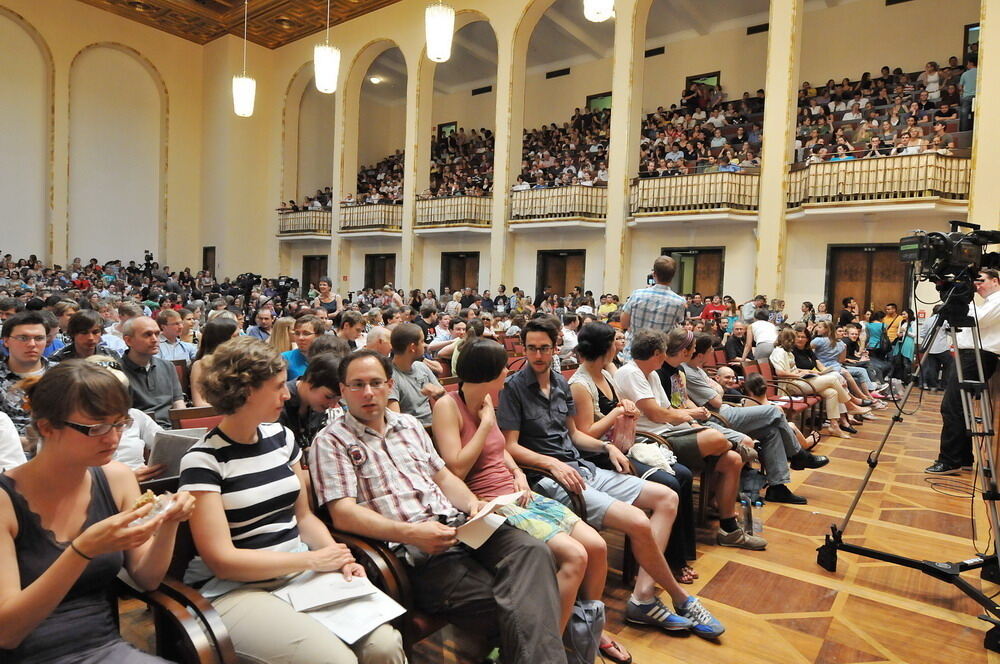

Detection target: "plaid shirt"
[0, 358, 55, 435]
[621, 284, 686, 358]
[309, 408, 460, 534]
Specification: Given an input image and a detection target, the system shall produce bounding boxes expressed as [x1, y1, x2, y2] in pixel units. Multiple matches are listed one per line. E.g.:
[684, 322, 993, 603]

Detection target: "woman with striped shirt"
[179, 337, 404, 664]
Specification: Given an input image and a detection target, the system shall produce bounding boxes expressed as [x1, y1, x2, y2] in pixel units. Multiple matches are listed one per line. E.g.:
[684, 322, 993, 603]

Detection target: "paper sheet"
[271, 570, 378, 612]
[456, 491, 522, 549]
[272, 571, 406, 644]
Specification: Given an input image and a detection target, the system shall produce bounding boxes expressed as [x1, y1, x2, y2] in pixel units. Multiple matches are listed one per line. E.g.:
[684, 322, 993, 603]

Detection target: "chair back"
[172, 360, 191, 400]
[756, 362, 782, 400]
[507, 356, 527, 372]
[713, 350, 728, 367]
[169, 406, 220, 431]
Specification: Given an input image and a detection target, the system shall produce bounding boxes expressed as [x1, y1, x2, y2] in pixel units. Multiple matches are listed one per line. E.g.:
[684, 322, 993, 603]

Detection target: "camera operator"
[927, 268, 1000, 475]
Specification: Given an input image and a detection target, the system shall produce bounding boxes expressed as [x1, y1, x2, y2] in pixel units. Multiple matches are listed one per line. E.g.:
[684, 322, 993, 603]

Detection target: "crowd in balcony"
[282, 49, 979, 211]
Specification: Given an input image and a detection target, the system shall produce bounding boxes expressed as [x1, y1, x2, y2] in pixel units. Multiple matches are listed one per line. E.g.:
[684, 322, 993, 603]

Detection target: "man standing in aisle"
[927, 268, 999, 474]
[620, 256, 686, 360]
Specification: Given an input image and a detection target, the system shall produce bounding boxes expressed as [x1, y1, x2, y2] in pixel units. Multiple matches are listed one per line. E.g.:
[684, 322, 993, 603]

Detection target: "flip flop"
[599, 638, 633, 664]
[804, 431, 821, 450]
[673, 565, 696, 584]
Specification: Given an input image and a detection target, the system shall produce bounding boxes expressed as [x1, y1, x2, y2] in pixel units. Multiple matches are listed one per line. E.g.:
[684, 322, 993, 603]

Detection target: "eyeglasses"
[344, 379, 388, 392]
[10, 335, 47, 345]
[293, 331, 317, 337]
[525, 345, 554, 355]
[64, 417, 133, 436]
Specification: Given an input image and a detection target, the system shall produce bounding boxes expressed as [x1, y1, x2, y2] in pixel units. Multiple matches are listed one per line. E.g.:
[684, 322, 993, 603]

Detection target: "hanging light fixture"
[425, 1, 455, 63]
[314, 0, 340, 93]
[583, 0, 614, 23]
[232, 0, 256, 117]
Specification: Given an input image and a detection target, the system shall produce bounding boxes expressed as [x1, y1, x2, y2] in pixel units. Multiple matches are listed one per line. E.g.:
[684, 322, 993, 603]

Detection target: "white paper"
[271, 570, 377, 612]
[297, 586, 406, 645]
[455, 491, 523, 549]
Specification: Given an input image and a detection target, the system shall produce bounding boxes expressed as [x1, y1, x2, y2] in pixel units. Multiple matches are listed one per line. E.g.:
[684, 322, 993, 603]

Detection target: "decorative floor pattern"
[121, 392, 1000, 663]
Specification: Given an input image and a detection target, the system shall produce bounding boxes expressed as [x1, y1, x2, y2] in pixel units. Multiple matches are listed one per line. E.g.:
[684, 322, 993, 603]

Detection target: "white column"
[754, 0, 804, 297]
[603, 0, 650, 296]
[968, 0, 1000, 231]
[399, 51, 433, 290]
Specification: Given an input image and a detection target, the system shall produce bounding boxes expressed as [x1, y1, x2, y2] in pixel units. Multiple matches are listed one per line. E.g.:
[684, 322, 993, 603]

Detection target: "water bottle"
[751, 499, 764, 534]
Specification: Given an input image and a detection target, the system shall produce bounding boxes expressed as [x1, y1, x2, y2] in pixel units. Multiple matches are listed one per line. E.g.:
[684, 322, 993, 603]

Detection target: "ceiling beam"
[543, 9, 607, 59]
[453, 34, 497, 65]
[669, 0, 710, 36]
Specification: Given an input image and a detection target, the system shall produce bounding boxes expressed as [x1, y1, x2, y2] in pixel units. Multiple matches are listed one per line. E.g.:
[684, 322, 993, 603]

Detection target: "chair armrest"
[117, 577, 235, 664]
[634, 429, 676, 451]
[157, 577, 238, 664]
[519, 463, 587, 518]
[329, 528, 413, 608]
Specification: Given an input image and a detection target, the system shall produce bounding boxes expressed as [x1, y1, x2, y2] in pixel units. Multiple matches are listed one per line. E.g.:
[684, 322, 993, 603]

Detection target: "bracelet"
[70, 541, 93, 561]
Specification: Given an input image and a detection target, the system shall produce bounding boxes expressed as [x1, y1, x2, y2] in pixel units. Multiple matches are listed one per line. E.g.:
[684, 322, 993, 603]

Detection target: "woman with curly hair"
[179, 338, 405, 664]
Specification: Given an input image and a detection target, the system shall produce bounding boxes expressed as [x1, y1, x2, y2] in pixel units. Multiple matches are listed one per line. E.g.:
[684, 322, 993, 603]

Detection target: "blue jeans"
[960, 96, 975, 131]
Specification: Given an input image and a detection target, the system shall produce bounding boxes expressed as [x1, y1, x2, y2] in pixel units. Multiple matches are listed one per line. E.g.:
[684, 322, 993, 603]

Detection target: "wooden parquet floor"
[120, 392, 1000, 663]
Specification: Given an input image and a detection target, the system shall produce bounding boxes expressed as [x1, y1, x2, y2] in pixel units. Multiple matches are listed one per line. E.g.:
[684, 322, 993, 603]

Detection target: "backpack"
[563, 600, 605, 664]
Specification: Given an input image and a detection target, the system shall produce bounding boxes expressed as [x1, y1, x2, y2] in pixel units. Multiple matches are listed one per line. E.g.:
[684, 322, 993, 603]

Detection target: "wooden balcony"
[415, 196, 492, 232]
[630, 171, 760, 217]
[276, 210, 331, 238]
[509, 185, 607, 226]
[339, 203, 402, 234]
[786, 152, 970, 209]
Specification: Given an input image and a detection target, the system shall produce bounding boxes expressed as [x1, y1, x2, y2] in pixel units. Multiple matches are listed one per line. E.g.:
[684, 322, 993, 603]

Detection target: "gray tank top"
[0, 467, 125, 663]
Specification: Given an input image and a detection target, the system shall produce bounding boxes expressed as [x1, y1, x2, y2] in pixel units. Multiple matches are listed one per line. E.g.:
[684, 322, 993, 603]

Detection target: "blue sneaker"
[625, 597, 693, 631]
[676, 596, 725, 639]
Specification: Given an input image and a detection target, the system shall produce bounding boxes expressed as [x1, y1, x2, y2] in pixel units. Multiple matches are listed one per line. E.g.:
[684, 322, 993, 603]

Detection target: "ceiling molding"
[542, 9, 608, 60]
[75, 0, 404, 49]
[669, 0, 710, 36]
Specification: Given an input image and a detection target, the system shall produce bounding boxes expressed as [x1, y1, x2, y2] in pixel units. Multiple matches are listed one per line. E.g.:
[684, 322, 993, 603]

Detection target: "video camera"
[900, 222, 1000, 281]
[899, 221, 1000, 328]
[235, 272, 262, 291]
[275, 275, 299, 292]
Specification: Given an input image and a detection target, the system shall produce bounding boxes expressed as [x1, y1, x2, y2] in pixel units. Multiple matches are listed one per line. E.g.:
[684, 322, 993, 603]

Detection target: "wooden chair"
[122, 476, 238, 664]
[172, 360, 192, 401]
[507, 356, 527, 373]
[169, 405, 223, 431]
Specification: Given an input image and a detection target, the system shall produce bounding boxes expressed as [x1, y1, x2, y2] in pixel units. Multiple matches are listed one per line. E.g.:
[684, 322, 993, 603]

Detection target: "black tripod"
[816, 277, 1000, 652]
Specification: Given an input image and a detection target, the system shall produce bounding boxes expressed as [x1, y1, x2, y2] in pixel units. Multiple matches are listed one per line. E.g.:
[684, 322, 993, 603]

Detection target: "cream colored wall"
[431, 87, 497, 134]
[628, 222, 758, 299]
[783, 210, 955, 312]
[358, 99, 406, 170]
[510, 229, 607, 297]
[0, 0, 204, 268]
[418, 235, 491, 291]
[0, 11, 48, 259]
[523, 57, 615, 130]
[297, 81, 335, 200]
[343, 237, 402, 292]
[68, 46, 161, 264]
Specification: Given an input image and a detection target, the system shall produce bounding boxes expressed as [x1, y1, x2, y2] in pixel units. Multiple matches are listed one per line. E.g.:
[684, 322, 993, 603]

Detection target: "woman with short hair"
[180, 338, 404, 664]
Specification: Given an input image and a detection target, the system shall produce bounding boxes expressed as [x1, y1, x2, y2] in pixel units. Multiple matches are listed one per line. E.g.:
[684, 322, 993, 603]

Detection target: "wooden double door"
[661, 247, 724, 297]
[441, 252, 480, 294]
[537, 250, 586, 297]
[826, 245, 909, 313]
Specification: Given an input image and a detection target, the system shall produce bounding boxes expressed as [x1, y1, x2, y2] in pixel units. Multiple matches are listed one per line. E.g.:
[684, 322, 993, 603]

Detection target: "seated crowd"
[0, 248, 931, 663]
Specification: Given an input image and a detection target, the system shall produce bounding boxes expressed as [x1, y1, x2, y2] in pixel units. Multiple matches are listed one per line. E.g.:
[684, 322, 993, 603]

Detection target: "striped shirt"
[621, 284, 686, 359]
[179, 422, 303, 594]
[309, 408, 460, 534]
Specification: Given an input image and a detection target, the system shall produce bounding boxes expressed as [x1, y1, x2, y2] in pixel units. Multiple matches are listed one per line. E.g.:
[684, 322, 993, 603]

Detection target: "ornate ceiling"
[75, 0, 404, 49]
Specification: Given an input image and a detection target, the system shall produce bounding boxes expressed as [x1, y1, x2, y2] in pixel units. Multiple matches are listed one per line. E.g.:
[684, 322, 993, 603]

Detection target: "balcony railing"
[786, 152, 970, 207]
[339, 203, 402, 233]
[631, 171, 761, 215]
[510, 185, 607, 221]
[277, 210, 332, 235]
[416, 196, 492, 228]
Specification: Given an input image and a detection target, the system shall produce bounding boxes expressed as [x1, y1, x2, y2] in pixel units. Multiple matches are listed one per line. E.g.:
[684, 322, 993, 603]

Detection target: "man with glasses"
[310, 350, 566, 663]
[1, 311, 57, 443]
[121, 316, 185, 429]
[499, 317, 726, 639]
[927, 268, 1000, 474]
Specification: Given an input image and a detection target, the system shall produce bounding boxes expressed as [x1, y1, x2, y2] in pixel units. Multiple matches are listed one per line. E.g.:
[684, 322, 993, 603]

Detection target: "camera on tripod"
[275, 275, 299, 292]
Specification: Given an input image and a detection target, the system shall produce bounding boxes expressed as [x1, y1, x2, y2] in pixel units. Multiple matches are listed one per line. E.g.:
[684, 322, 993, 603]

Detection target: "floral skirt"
[497, 492, 581, 542]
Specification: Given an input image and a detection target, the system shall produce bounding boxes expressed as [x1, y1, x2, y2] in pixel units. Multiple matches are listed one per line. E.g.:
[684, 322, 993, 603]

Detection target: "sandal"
[804, 431, 821, 450]
[673, 565, 698, 584]
[599, 637, 633, 664]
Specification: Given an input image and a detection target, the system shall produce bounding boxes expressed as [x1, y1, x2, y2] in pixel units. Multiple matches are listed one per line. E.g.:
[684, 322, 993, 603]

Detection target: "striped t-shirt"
[179, 422, 303, 596]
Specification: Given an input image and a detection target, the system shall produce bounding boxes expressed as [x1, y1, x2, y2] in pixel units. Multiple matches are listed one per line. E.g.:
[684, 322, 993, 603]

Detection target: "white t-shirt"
[613, 362, 674, 435]
[113, 408, 164, 469]
[0, 412, 25, 471]
[750, 319, 779, 345]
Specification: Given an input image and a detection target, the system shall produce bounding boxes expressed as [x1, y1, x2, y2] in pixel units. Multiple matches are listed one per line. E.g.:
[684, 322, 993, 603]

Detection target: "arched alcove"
[68, 44, 165, 264]
[0, 8, 53, 259]
[297, 78, 336, 202]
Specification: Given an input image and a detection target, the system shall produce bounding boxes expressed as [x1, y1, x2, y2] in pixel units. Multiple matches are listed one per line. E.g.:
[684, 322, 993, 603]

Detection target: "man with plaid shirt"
[620, 256, 686, 359]
[309, 350, 564, 664]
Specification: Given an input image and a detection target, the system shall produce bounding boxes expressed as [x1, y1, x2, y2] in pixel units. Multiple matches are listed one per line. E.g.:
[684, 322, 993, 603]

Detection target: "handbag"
[563, 599, 605, 664]
[628, 442, 677, 477]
